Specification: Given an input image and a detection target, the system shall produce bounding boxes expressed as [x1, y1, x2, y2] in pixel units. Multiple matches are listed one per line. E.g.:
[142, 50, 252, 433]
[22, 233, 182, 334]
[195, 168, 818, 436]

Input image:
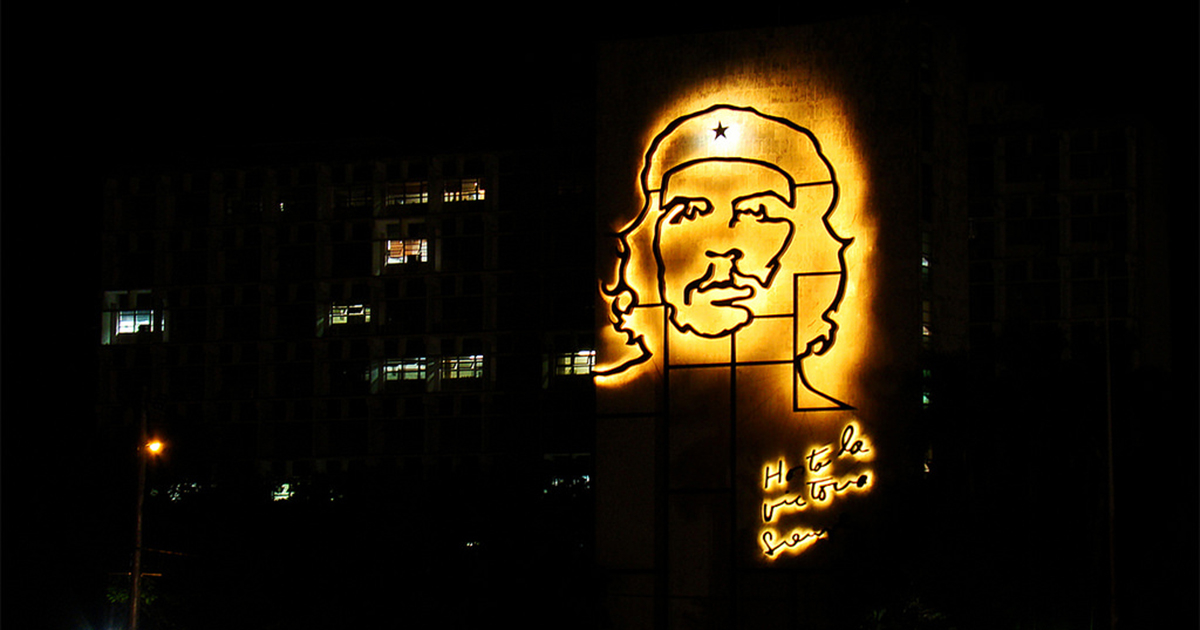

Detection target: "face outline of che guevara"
[654, 160, 797, 338]
[598, 105, 850, 397]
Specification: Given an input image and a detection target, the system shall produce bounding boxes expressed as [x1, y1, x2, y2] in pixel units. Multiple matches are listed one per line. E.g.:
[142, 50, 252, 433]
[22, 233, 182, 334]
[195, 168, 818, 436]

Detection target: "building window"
[922, 368, 932, 409]
[443, 178, 485, 202]
[330, 304, 371, 325]
[921, 232, 932, 290]
[387, 239, 428, 265]
[376, 218, 431, 274]
[386, 181, 429, 206]
[554, 350, 595, 375]
[117, 310, 157, 334]
[385, 358, 427, 381]
[921, 300, 932, 349]
[102, 290, 165, 344]
[224, 195, 263, 216]
[131, 310, 165, 337]
[334, 184, 372, 209]
[273, 483, 295, 502]
[441, 355, 483, 379]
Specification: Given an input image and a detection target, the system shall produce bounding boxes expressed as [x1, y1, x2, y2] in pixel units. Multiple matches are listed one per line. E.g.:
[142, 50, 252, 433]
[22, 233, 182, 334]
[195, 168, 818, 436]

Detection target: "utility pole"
[131, 406, 164, 630]
[1103, 263, 1118, 630]
[131, 407, 147, 630]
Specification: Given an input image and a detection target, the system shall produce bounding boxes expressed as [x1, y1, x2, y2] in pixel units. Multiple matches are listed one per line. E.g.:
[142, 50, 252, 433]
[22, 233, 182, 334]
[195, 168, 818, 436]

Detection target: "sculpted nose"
[701, 249, 742, 280]
[725, 222, 785, 286]
[705, 248, 744, 262]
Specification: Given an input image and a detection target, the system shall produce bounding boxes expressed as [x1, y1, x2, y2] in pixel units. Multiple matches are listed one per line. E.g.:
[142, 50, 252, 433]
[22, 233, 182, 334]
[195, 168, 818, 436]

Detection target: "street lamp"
[131, 430, 164, 630]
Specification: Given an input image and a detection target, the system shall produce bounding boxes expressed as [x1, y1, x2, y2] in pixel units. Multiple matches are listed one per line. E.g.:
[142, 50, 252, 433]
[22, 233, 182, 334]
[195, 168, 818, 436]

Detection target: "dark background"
[4, 2, 1195, 628]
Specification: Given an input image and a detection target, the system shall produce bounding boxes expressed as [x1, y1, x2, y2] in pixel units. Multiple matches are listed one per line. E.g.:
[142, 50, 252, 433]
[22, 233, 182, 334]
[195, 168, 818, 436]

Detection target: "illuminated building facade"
[595, 14, 968, 628]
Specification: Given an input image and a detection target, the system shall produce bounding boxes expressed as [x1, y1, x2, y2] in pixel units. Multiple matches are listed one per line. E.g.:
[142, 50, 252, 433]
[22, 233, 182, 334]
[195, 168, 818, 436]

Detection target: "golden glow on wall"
[598, 97, 876, 559]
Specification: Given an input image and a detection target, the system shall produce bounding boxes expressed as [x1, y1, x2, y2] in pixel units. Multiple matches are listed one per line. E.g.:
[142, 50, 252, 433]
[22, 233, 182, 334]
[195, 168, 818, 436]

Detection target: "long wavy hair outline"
[598, 104, 852, 394]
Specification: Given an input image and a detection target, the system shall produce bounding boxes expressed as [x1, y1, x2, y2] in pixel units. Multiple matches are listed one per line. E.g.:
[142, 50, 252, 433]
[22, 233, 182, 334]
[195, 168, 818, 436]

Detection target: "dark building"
[966, 87, 1168, 371]
[92, 145, 599, 626]
[949, 82, 1191, 628]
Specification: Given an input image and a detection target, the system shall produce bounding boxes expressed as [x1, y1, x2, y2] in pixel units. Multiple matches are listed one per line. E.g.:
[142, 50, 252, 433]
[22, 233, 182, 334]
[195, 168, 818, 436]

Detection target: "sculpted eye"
[736, 203, 769, 220]
[734, 193, 789, 224]
[667, 200, 710, 225]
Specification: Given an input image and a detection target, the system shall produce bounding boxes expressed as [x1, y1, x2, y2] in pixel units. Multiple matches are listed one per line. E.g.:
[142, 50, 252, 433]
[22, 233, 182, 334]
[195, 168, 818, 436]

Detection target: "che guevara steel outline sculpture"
[599, 104, 853, 412]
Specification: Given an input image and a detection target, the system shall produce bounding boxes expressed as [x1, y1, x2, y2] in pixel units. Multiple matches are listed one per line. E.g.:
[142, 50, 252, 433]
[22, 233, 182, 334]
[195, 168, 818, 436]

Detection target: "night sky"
[3, 3, 1195, 628]
[15, 4, 1194, 165]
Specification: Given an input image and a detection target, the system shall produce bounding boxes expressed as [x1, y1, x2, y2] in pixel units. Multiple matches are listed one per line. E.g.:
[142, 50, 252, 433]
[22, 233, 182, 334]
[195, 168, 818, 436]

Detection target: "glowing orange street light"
[132, 434, 164, 630]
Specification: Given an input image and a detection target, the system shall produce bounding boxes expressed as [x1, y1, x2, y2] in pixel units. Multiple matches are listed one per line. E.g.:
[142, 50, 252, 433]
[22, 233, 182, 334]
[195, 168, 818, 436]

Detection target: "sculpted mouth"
[683, 275, 755, 306]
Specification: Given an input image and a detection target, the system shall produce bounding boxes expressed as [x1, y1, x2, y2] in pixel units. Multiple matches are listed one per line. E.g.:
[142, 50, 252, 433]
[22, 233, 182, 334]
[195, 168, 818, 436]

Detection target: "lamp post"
[130, 407, 163, 630]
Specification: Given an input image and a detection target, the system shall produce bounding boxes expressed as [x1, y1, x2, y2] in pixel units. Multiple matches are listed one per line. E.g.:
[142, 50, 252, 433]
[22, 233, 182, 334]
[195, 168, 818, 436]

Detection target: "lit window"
[330, 304, 371, 325]
[443, 178, 485, 202]
[921, 300, 932, 348]
[386, 239, 428, 265]
[441, 355, 483, 379]
[102, 290, 164, 344]
[921, 232, 931, 288]
[922, 369, 932, 408]
[376, 219, 430, 274]
[273, 483, 295, 502]
[543, 473, 593, 494]
[117, 310, 157, 334]
[386, 181, 429, 205]
[555, 350, 595, 375]
[385, 358, 427, 381]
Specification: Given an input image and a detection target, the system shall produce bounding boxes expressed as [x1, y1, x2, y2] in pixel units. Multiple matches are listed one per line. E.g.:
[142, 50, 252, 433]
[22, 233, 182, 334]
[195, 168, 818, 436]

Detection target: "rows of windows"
[381, 356, 485, 381]
[105, 212, 502, 285]
[319, 178, 487, 210]
[109, 174, 488, 233]
[102, 341, 591, 381]
[104, 295, 589, 358]
[103, 291, 592, 376]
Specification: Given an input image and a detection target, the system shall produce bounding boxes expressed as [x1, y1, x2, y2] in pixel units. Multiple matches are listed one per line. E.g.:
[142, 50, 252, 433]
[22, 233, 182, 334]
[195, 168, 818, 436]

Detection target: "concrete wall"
[595, 13, 966, 629]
